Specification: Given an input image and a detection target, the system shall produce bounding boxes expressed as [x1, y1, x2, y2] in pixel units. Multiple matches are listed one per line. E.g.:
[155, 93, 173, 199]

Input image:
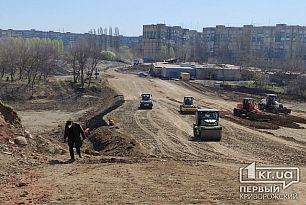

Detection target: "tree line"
[0, 37, 63, 95]
[0, 35, 136, 95]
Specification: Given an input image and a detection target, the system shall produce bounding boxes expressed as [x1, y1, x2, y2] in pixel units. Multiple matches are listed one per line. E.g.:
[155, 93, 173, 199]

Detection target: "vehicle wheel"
[233, 108, 237, 116]
[234, 108, 241, 117]
[273, 108, 278, 114]
[193, 128, 200, 138]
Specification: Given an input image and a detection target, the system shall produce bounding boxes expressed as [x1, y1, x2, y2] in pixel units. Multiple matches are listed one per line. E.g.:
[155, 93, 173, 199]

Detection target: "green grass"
[0, 100, 14, 111]
[0, 100, 18, 118]
[267, 85, 286, 94]
[222, 80, 286, 94]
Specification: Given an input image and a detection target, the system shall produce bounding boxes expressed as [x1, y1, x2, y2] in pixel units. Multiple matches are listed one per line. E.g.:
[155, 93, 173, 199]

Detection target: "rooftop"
[153, 62, 240, 70]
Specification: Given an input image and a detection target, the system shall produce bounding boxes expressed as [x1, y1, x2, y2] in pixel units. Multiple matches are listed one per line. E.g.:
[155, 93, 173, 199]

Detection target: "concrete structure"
[202, 24, 306, 67]
[0, 29, 125, 48]
[152, 62, 196, 79]
[161, 66, 196, 79]
[120, 36, 141, 48]
[142, 24, 202, 62]
[196, 64, 241, 81]
[152, 62, 241, 80]
[143, 23, 306, 69]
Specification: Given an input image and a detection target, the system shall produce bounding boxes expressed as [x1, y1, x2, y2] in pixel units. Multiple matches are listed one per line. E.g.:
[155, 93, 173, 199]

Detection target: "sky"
[0, 0, 306, 36]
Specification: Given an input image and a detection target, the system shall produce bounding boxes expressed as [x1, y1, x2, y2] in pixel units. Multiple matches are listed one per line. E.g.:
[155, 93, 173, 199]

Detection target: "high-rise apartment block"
[142, 24, 202, 62]
[142, 24, 306, 68]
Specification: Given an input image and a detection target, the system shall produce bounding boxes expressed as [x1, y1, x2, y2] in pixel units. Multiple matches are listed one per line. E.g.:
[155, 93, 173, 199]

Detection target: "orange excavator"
[233, 98, 269, 121]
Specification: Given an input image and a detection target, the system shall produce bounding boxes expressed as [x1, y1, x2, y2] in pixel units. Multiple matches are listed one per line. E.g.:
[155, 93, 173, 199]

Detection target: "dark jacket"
[64, 122, 86, 142]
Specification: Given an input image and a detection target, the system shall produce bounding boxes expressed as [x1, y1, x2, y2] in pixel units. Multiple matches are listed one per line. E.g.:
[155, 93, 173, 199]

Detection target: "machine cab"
[141, 93, 152, 101]
[184, 96, 194, 106]
[242, 98, 255, 111]
[195, 109, 219, 126]
[266, 94, 278, 105]
[139, 93, 153, 109]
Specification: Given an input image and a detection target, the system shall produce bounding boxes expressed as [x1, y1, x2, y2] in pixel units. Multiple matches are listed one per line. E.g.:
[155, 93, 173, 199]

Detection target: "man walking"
[64, 119, 86, 161]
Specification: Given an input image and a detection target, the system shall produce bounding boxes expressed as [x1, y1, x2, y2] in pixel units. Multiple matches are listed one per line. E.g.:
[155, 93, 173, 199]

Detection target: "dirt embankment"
[81, 94, 146, 158]
[0, 74, 147, 204]
[0, 101, 59, 205]
[84, 127, 147, 157]
[0, 101, 21, 127]
[14, 76, 146, 159]
[222, 111, 306, 130]
[1, 71, 145, 159]
[0, 101, 23, 146]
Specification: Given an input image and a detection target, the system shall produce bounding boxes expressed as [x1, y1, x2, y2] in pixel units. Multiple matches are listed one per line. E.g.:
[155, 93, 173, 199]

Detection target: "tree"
[118, 46, 134, 61]
[160, 44, 176, 60]
[67, 36, 108, 88]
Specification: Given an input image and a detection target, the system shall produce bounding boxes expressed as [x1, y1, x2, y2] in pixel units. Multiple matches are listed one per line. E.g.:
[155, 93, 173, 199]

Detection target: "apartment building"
[202, 24, 306, 66]
[0, 29, 121, 49]
[142, 24, 202, 62]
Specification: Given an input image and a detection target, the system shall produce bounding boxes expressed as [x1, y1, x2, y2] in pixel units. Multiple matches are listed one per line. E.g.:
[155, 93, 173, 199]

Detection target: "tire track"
[146, 109, 201, 159]
[156, 99, 254, 162]
[134, 110, 167, 157]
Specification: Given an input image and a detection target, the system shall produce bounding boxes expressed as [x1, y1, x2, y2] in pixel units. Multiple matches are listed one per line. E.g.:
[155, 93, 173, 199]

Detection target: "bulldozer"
[139, 93, 153, 109]
[193, 108, 222, 141]
[258, 94, 291, 114]
[180, 96, 197, 114]
[233, 98, 269, 121]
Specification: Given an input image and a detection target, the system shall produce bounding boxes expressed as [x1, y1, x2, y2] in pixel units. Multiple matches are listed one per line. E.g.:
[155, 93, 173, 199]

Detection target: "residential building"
[0, 29, 123, 49]
[142, 24, 203, 62]
[202, 24, 306, 68]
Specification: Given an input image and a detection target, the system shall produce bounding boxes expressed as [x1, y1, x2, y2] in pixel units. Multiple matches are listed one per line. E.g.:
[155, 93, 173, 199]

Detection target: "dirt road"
[106, 69, 306, 164]
[104, 68, 306, 203]
[6, 67, 306, 204]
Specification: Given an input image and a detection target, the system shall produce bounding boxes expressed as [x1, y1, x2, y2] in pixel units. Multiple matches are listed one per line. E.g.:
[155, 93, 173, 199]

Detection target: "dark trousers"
[68, 138, 82, 159]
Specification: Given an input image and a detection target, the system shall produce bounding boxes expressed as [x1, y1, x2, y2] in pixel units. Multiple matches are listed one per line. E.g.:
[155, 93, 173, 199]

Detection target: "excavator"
[233, 98, 269, 121]
[180, 96, 197, 114]
[193, 108, 222, 141]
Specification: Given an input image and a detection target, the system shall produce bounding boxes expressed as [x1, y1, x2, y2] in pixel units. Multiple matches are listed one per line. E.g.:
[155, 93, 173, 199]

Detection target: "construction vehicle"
[180, 96, 197, 114]
[193, 108, 222, 141]
[258, 94, 291, 114]
[139, 93, 153, 109]
[233, 98, 269, 121]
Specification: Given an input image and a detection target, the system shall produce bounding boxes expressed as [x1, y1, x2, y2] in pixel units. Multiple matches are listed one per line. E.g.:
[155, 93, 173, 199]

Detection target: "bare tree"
[86, 36, 102, 87]
[67, 36, 104, 88]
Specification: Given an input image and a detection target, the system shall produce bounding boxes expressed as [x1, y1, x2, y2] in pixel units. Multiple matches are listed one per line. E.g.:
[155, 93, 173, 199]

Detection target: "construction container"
[181, 72, 190, 81]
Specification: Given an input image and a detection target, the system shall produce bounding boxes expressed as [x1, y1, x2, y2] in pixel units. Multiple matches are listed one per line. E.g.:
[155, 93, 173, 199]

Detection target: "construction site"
[0, 60, 305, 204]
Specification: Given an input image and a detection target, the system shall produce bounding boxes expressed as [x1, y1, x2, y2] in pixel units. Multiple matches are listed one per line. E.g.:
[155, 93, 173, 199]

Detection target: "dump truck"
[258, 94, 291, 114]
[180, 96, 197, 114]
[139, 93, 153, 109]
[233, 98, 269, 121]
[193, 108, 222, 141]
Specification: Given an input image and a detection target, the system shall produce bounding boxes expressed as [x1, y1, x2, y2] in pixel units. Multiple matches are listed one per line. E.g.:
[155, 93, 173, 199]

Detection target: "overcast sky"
[0, 0, 305, 36]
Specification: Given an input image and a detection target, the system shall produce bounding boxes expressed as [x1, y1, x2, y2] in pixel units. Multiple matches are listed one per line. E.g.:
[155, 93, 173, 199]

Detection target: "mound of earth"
[269, 113, 306, 129]
[0, 101, 21, 126]
[0, 114, 14, 143]
[84, 127, 147, 157]
[222, 111, 306, 130]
